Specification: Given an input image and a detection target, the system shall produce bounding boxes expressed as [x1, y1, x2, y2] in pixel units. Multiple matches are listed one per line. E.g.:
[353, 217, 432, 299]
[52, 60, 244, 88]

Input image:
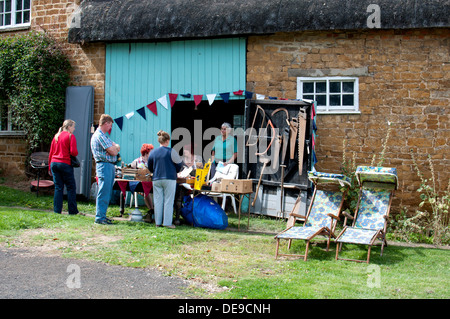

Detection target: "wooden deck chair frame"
[335, 166, 397, 263]
[275, 173, 349, 261]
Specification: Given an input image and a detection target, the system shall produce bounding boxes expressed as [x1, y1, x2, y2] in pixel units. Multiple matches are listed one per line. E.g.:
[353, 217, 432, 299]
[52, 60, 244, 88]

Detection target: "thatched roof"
[68, 0, 449, 43]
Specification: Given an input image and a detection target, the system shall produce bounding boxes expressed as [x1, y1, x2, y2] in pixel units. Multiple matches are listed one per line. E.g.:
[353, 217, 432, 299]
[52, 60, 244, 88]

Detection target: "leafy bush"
[0, 31, 71, 151]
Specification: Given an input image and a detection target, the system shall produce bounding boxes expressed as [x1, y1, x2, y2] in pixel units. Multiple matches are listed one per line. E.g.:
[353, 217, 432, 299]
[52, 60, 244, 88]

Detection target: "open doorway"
[171, 99, 245, 160]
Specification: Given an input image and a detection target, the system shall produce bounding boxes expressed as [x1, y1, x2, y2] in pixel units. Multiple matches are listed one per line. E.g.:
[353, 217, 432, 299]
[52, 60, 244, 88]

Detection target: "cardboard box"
[221, 179, 253, 194]
[211, 182, 221, 192]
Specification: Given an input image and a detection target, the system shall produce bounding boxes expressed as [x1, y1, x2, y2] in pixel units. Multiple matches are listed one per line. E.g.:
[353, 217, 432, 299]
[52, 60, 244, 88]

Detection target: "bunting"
[111, 89, 314, 132]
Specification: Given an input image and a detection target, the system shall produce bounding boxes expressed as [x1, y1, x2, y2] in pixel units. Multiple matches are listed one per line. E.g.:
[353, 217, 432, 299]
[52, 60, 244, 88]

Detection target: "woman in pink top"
[48, 119, 79, 215]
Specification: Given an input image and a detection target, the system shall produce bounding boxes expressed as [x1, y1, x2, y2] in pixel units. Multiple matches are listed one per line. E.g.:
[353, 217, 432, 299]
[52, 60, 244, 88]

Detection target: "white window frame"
[0, 99, 24, 136]
[297, 77, 360, 114]
[0, 0, 31, 30]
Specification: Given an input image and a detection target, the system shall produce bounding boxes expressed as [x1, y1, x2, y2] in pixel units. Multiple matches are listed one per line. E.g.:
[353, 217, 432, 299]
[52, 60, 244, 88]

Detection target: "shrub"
[0, 31, 71, 151]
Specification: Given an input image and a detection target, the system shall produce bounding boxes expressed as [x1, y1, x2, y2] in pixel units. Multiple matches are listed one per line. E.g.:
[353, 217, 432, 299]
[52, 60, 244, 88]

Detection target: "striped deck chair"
[275, 172, 351, 261]
[335, 166, 398, 263]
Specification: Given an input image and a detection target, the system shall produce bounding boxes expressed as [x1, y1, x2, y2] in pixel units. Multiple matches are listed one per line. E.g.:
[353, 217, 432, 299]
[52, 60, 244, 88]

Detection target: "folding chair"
[335, 166, 398, 263]
[275, 171, 351, 261]
[206, 163, 239, 214]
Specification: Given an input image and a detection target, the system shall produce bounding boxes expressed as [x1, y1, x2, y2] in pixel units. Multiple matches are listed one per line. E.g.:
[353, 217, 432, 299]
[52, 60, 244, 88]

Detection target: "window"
[0, 0, 31, 29]
[297, 77, 359, 113]
[0, 96, 23, 135]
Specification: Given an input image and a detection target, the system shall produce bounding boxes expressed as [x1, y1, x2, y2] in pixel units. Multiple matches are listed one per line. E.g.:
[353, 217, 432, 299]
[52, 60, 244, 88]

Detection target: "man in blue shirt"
[90, 114, 121, 225]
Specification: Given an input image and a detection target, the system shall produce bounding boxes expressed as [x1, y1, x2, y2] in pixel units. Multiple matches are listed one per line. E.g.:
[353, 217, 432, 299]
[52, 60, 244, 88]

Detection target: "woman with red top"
[48, 119, 79, 215]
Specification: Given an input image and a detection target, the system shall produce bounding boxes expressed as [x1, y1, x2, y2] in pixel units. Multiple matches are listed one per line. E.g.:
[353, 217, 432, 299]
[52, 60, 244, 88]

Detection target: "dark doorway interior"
[171, 99, 245, 157]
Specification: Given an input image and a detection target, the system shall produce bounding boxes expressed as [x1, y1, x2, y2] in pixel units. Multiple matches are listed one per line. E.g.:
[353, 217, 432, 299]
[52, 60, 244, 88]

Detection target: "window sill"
[0, 25, 31, 33]
[0, 131, 26, 137]
[316, 111, 361, 115]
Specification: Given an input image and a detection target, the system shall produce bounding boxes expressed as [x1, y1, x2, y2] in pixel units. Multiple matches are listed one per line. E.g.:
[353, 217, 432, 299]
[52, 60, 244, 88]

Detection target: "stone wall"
[247, 29, 449, 213]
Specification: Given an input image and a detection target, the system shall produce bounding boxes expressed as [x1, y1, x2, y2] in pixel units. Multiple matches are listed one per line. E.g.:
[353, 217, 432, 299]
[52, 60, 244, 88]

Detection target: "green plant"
[340, 139, 358, 214]
[408, 151, 450, 245]
[0, 31, 71, 152]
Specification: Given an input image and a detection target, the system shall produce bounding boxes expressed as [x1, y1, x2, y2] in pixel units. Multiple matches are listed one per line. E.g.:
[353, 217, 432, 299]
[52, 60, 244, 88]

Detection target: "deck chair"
[275, 171, 351, 261]
[335, 166, 398, 263]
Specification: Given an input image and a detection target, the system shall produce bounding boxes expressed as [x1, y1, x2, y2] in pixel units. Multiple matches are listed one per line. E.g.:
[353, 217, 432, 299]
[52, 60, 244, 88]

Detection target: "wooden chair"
[275, 172, 351, 261]
[335, 166, 398, 263]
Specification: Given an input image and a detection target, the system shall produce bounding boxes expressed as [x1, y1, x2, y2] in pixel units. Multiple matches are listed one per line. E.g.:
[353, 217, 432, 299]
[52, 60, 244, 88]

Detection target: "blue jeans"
[51, 162, 78, 214]
[95, 162, 115, 222]
[153, 179, 176, 226]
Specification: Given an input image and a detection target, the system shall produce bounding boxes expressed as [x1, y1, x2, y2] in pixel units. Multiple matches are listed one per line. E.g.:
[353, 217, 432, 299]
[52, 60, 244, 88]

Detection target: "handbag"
[69, 134, 80, 167]
[71, 155, 80, 167]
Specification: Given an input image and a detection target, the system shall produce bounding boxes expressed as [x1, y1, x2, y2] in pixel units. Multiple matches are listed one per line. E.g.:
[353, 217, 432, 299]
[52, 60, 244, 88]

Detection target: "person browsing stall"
[90, 114, 120, 225]
[130, 143, 154, 216]
[210, 122, 238, 178]
[48, 119, 79, 215]
[147, 130, 184, 229]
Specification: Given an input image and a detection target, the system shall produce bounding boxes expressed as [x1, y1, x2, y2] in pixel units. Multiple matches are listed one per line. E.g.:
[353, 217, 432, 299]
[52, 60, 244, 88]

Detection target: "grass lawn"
[0, 184, 449, 299]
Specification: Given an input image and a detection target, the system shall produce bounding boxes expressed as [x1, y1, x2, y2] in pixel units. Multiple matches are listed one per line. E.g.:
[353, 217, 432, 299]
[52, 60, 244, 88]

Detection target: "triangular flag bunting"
[245, 91, 254, 100]
[256, 94, 265, 100]
[194, 95, 203, 110]
[181, 93, 191, 98]
[157, 95, 168, 109]
[141, 181, 153, 197]
[125, 111, 134, 119]
[206, 94, 216, 106]
[219, 92, 230, 103]
[128, 181, 140, 193]
[114, 116, 124, 131]
[117, 180, 128, 199]
[269, 96, 277, 100]
[146, 101, 158, 116]
[233, 90, 244, 96]
[168, 93, 178, 107]
[136, 106, 146, 120]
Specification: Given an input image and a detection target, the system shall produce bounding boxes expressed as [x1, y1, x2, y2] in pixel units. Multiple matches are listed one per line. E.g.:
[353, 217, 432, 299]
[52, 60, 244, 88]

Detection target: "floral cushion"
[306, 190, 343, 228]
[276, 226, 324, 240]
[336, 227, 379, 245]
[354, 189, 390, 230]
[356, 166, 398, 189]
[308, 171, 351, 187]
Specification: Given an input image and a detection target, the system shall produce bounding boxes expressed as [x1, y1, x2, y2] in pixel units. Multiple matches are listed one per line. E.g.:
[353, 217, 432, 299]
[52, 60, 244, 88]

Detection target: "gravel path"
[0, 247, 190, 299]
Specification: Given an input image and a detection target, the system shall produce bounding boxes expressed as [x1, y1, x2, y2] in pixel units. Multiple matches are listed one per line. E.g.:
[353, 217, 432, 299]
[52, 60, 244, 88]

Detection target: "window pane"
[330, 95, 341, 106]
[5, 12, 10, 24]
[303, 82, 314, 93]
[316, 95, 326, 106]
[343, 81, 354, 93]
[330, 81, 341, 93]
[0, 102, 8, 131]
[316, 81, 326, 93]
[23, 10, 29, 23]
[16, 11, 21, 24]
[16, 0, 22, 10]
[5, 0, 10, 11]
[343, 95, 354, 106]
[24, 0, 30, 10]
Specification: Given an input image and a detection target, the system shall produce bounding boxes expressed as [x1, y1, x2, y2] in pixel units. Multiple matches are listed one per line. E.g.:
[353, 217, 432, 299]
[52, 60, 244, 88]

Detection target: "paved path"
[0, 247, 190, 299]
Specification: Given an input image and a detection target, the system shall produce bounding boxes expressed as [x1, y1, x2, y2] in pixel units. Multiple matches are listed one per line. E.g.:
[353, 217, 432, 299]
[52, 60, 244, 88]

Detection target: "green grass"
[0, 185, 449, 299]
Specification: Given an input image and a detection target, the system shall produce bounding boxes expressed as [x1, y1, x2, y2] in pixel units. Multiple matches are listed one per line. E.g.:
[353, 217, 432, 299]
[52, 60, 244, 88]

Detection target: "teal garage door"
[105, 38, 246, 164]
